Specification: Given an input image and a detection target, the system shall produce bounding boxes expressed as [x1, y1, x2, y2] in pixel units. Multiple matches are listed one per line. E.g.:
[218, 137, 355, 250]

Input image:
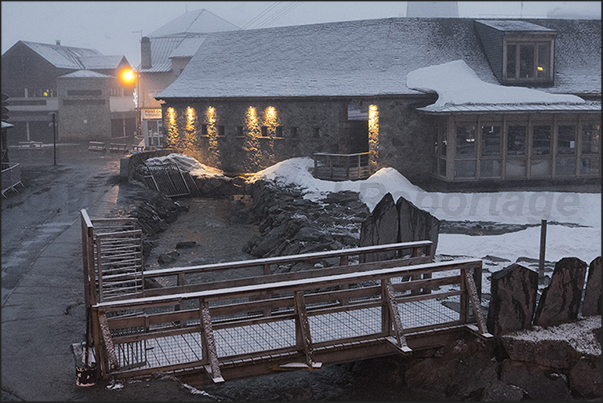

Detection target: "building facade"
[156, 17, 601, 186]
[1, 40, 136, 144]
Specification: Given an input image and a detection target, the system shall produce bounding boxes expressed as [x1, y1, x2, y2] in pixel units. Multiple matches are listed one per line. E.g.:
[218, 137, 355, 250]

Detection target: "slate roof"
[58, 70, 113, 78]
[141, 9, 239, 73]
[417, 101, 601, 114]
[79, 55, 126, 70]
[474, 19, 556, 32]
[20, 41, 102, 69]
[156, 17, 601, 100]
[150, 8, 240, 37]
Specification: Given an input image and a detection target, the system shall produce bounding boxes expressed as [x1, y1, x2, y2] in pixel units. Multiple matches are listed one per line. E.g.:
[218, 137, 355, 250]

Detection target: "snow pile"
[145, 153, 226, 178]
[406, 60, 585, 106]
[249, 156, 601, 265]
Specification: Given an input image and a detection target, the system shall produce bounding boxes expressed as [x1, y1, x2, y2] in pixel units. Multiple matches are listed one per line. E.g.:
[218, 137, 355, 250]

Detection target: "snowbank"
[145, 153, 226, 178]
[406, 59, 585, 106]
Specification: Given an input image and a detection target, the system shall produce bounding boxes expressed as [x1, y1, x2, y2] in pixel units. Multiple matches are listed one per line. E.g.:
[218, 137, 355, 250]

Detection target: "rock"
[480, 379, 525, 401]
[158, 250, 179, 264]
[175, 241, 197, 249]
[486, 263, 538, 336]
[404, 337, 498, 400]
[569, 355, 601, 399]
[359, 193, 398, 262]
[533, 257, 587, 328]
[582, 256, 601, 317]
[500, 359, 571, 400]
[396, 196, 440, 256]
[499, 317, 601, 369]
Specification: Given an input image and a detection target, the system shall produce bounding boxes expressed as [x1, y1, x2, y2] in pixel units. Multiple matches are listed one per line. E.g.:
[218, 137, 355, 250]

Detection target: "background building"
[1, 40, 135, 144]
[137, 8, 240, 149]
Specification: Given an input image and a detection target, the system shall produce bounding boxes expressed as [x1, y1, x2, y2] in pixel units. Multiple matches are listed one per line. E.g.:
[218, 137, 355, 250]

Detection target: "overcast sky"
[2, 1, 601, 66]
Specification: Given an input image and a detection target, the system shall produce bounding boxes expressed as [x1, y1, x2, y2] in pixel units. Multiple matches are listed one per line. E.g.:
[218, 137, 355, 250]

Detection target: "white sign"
[142, 109, 162, 119]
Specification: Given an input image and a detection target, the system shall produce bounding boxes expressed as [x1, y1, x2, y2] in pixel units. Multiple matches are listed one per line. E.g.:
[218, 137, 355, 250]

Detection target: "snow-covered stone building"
[155, 17, 601, 187]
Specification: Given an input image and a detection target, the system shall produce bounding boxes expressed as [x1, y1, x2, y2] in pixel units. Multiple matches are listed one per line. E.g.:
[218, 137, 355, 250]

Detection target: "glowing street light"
[117, 67, 141, 138]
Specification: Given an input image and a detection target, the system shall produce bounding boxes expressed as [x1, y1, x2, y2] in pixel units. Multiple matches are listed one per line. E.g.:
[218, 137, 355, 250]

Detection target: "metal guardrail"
[78, 211, 490, 385]
[313, 152, 371, 181]
[1, 163, 23, 197]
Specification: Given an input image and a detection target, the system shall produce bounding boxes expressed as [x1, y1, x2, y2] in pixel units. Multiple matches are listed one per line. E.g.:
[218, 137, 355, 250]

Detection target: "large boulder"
[359, 193, 398, 262]
[533, 257, 587, 328]
[486, 263, 538, 336]
[396, 196, 440, 257]
[500, 359, 571, 400]
[569, 355, 601, 399]
[582, 256, 601, 317]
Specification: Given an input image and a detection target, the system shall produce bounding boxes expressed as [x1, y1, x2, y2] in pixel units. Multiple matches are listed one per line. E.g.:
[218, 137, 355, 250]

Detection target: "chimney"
[141, 36, 152, 69]
[56, 40, 61, 46]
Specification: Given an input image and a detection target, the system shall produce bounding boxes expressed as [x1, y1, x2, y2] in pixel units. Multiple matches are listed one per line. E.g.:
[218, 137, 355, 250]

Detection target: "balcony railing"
[1, 163, 23, 197]
[313, 152, 371, 181]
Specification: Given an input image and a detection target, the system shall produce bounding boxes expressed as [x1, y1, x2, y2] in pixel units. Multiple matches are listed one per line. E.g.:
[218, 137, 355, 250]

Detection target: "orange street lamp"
[118, 67, 141, 138]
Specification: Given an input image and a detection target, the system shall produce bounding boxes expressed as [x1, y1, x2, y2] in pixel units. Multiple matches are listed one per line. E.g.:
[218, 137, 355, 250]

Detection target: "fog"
[2, 1, 600, 67]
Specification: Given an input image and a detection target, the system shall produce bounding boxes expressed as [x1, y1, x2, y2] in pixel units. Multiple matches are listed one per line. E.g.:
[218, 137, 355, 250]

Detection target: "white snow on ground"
[145, 153, 227, 178]
[406, 59, 586, 106]
[248, 156, 601, 292]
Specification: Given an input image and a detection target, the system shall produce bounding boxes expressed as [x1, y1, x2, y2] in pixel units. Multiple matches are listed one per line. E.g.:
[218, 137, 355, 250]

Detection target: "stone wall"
[160, 95, 437, 182]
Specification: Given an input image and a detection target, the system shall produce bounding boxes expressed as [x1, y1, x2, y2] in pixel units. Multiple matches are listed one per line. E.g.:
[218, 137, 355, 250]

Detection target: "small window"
[275, 126, 283, 138]
[507, 125, 526, 155]
[455, 125, 476, 158]
[481, 125, 501, 156]
[505, 38, 553, 83]
[261, 126, 268, 137]
[581, 122, 600, 154]
[557, 125, 576, 155]
[532, 125, 551, 155]
[201, 124, 208, 136]
[218, 125, 225, 137]
[236, 126, 244, 137]
[290, 127, 298, 138]
[313, 127, 320, 138]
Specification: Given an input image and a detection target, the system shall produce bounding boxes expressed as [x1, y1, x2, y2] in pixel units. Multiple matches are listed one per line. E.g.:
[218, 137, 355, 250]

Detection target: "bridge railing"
[89, 252, 487, 384]
[313, 152, 371, 181]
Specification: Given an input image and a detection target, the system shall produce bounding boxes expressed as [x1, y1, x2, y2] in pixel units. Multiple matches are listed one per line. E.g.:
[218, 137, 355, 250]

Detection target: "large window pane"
[456, 125, 476, 157]
[537, 43, 549, 78]
[581, 122, 601, 154]
[557, 125, 576, 155]
[507, 125, 526, 155]
[481, 125, 501, 156]
[519, 44, 535, 78]
[455, 160, 476, 178]
[532, 125, 551, 155]
[531, 159, 551, 176]
[507, 44, 517, 78]
[480, 160, 501, 177]
[506, 159, 526, 177]
[581, 157, 600, 175]
[555, 158, 576, 176]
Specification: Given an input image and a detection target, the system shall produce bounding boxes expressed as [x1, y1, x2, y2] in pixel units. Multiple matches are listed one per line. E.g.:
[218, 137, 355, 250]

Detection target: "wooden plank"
[199, 299, 223, 383]
[294, 291, 315, 367]
[382, 279, 411, 354]
[463, 269, 489, 336]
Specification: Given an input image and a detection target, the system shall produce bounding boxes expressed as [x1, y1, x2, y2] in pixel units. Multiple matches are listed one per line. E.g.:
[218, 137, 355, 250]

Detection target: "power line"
[241, 2, 282, 29]
[257, 2, 302, 29]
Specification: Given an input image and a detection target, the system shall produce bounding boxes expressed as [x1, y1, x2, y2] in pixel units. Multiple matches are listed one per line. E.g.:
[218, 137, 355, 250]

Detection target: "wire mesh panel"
[309, 306, 382, 344]
[144, 162, 190, 197]
[214, 320, 296, 357]
[143, 333, 203, 368]
[397, 297, 461, 329]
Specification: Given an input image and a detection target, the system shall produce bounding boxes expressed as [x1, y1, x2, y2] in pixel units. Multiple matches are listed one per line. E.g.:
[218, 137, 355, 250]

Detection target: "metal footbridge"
[78, 209, 492, 387]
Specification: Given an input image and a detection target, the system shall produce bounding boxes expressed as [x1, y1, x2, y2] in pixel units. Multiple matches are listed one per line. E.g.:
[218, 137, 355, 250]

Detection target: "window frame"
[502, 34, 555, 84]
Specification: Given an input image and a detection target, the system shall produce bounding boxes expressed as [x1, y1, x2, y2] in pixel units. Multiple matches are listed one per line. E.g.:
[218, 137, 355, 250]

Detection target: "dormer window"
[474, 20, 556, 86]
[504, 38, 553, 83]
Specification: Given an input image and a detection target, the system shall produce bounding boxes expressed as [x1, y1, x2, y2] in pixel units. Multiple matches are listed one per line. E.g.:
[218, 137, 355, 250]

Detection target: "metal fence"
[1, 163, 22, 197]
[313, 152, 371, 181]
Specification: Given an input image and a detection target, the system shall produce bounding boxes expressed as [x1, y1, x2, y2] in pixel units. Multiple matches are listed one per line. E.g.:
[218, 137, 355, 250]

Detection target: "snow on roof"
[150, 8, 240, 37]
[169, 36, 207, 59]
[474, 19, 556, 32]
[406, 60, 591, 112]
[79, 55, 125, 70]
[145, 153, 227, 178]
[20, 41, 102, 69]
[157, 18, 600, 100]
[58, 70, 112, 78]
[2, 121, 14, 129]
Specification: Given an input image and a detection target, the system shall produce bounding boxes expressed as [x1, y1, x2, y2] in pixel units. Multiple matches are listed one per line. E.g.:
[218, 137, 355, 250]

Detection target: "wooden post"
[539, 219, 547, 284]
[199, 299, 223, 383]
[294, 291, 314, 367]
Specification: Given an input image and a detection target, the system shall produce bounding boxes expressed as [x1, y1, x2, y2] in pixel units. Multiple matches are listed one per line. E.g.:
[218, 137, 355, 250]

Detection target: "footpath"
[1, 145, 207, 401]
